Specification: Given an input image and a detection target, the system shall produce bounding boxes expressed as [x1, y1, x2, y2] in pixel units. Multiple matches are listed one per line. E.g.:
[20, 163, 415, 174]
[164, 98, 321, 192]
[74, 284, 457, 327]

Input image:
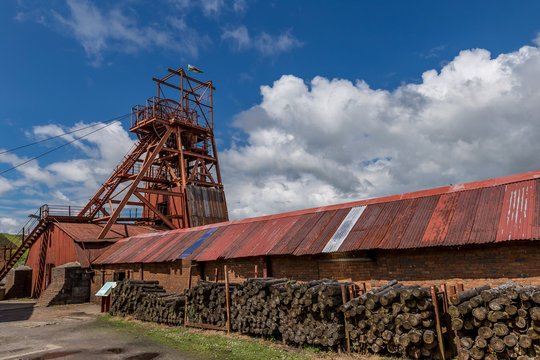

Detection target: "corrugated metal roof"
[55, 222, 162, 242]
[93, 170, 540, 265]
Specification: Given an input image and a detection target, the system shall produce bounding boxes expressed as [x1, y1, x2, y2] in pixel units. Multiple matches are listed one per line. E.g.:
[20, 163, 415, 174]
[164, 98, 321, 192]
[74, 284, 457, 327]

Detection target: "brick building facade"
[85, 171, 540, 302]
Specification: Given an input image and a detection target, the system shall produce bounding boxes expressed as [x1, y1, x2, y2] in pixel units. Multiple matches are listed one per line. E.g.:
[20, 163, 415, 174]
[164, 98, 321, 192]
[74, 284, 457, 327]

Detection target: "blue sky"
[1, 0, 540, 232]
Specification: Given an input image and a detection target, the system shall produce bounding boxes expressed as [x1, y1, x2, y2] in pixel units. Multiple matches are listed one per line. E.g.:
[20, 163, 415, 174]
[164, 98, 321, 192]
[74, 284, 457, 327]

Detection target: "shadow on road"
[0, 302, 35, 322]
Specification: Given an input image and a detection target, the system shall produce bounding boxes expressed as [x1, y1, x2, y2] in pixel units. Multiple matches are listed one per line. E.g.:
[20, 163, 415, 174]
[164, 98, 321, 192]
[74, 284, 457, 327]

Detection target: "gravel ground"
[0, 300, 201, 360]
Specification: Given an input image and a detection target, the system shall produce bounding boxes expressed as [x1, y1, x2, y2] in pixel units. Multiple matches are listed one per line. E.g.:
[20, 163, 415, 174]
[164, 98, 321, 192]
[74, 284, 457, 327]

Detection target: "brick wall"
[94, 241, 540, 297]
[272, 242, 540, 291]
[91, 260, 201, 303]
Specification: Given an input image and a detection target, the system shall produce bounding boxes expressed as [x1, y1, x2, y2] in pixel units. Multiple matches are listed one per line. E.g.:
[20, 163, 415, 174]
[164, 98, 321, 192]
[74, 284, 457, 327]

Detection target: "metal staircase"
[0, 206, 49, 281]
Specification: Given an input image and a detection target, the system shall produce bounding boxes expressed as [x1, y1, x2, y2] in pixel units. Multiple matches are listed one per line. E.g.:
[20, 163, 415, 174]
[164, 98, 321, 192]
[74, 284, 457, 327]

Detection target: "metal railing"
[131, 97, 208, 129]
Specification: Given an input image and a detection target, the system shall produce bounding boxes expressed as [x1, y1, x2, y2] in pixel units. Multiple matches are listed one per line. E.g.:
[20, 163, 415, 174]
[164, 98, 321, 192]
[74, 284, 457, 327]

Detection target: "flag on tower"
[187, 64, 204, 73]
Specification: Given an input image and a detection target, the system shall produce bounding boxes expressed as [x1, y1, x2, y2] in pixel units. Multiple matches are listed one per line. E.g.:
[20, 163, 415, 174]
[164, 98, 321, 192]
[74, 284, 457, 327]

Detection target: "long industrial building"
[90, 170, 540, 301]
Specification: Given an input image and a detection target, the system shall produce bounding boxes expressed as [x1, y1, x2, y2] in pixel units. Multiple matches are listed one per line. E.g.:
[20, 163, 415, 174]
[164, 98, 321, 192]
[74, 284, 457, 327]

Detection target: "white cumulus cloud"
[221, 44, 540, 220]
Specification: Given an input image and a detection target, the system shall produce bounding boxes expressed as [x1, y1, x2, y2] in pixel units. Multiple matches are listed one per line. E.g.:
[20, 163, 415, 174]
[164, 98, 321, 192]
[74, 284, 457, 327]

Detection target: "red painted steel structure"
[1, 67, 229, 284]
[94, 170, 540, 265]
[25, 222, 161, 296]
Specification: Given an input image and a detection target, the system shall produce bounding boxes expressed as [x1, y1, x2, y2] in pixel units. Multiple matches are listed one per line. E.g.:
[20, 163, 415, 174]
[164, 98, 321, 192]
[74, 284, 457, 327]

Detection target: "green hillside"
[0, 233, 27, 265]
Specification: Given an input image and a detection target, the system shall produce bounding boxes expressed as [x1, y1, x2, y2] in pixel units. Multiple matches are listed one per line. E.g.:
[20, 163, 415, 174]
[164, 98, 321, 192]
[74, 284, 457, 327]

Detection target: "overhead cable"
[0, 120, 123, 176]
[0, 113, 130, 156]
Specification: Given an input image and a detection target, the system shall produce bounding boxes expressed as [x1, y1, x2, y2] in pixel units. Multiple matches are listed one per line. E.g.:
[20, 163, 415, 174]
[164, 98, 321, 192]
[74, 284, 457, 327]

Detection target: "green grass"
[98, 315, 309, 360]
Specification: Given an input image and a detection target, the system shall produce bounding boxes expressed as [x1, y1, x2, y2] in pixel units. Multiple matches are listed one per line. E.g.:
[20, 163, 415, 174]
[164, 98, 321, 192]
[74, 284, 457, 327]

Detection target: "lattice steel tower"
[79, 67, 229, 239]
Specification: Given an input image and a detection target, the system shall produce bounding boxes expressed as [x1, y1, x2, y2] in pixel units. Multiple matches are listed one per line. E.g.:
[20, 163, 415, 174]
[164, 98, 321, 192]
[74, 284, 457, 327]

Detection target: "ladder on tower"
[0, 206, 50, 282]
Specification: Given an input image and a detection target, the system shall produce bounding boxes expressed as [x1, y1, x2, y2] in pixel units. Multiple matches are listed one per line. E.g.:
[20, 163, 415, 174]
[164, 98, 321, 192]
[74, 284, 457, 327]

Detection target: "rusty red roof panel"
[338, 203, 384, 252]
[358, 201, 402, 250]
[377, 198, 417, 249]
[496, 180, 536, 242]
[56, 222, 161, 242]
[468, 186, 505, 244]
[420, 193, 458, 247]
[304, 209, 350, 255]
[444, 189, 482, 246]
[93, 171, 540, 265]
[292, 210, 338, 256]
[533, 180, 540, 240]
[223, 221, 268, 259]
[194, 223, 252, 262]
[267, 213, 318, 255]
[151, 230, 205, 263]
[232, 215, 302, 258]
[398, 195, 440, 249]
[130, 231, 184, 263]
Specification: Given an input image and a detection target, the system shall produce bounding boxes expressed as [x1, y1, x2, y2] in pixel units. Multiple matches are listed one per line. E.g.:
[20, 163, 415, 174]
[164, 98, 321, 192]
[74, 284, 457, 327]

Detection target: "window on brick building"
[114, 271, 126, 281]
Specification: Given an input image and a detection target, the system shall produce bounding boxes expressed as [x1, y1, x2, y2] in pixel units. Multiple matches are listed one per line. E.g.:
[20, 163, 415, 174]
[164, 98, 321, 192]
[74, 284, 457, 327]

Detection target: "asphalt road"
[0, 300, 201, 360]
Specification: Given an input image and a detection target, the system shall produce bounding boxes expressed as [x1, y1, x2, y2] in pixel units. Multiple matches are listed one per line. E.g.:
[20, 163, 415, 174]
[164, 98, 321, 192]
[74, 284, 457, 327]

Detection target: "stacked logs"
[278, 279, 349, 347]
[110, 279, 167, 317]
[449, 283, 540, 360]
[133, 293, 186, 325]
[341, 281, 441, 359]
[186, 280, 238, 327]
[230, 278, 288, 336]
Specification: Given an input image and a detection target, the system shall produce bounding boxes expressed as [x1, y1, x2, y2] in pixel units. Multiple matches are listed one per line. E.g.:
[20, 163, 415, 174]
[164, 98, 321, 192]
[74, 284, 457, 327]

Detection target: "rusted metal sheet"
[94, 173, 540, 265]
[223, 221, 268, 259]
[444, 189, 482, 246]
[187, 185, 229, 227]
[304, 209, 350, 255]
[468, 186, 505, 244]
[56, 223, 160, 242]
[398, 195, 440, 249]
[150, 230, 205, 263]
[193, 223, 252, 262]
[323, 206, 366, 253]
[338, 203, 384, 252]
[129, 231, 183, 263]
[292, 211, 338, 256]
[268, 213, 321, 255]
[357, 201, 402, 250]
[179, 228, 218, 258]
[232, 216, 302, 258]
[420, 193, 459, 247]
[377, 199, 418, 249]
[496, 180, 536, 242]
[183, 226, 228, 260]
[533, 180, 540, 240]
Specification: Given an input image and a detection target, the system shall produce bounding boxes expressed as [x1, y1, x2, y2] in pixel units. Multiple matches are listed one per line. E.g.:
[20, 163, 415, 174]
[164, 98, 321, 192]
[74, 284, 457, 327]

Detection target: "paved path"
[0, 300, 201, 360]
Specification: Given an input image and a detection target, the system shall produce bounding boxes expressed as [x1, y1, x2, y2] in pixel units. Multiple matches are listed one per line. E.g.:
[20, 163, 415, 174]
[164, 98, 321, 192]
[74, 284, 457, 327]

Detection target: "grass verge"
[98, 314, 310, 360]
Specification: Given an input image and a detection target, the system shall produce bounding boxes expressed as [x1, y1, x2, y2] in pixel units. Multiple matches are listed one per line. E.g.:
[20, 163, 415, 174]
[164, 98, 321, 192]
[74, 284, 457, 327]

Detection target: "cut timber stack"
[230, 278, 288, 336]
[341, 281, 442, 359]
[133, 293, 186, 325]
[186, 280, 238, 327]
[449, 283, 540, 360]
[279, 279, 349, 347]
[110, 279, 166, 317]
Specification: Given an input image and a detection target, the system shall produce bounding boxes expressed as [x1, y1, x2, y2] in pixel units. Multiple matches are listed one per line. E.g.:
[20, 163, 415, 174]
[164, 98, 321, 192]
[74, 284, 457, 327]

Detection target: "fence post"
[341, 284, 351, 353]
[430, 286, 446, 360]
[224, 265, 231, 334]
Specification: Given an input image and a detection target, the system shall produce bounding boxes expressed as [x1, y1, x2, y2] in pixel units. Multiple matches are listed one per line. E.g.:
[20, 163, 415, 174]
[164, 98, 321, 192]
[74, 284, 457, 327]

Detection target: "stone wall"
[36, 262, 91, 306]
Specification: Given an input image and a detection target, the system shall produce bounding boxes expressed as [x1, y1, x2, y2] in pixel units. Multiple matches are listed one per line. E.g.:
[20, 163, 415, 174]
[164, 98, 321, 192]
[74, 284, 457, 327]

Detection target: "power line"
[0, 113, 130, 156]
[0, 121, 123, 176]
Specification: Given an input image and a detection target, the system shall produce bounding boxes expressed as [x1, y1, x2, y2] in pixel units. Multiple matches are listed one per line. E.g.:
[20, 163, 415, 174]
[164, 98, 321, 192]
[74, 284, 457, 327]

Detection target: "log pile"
[133, 293, 186, 325]
[449, 283, 540, 360]
[278, 279, 349, 347]
[186, 280, 238, 327]
[230, 278, 288, 336]
[341, 281, 442, 358]
[110, 279, 167, 317]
